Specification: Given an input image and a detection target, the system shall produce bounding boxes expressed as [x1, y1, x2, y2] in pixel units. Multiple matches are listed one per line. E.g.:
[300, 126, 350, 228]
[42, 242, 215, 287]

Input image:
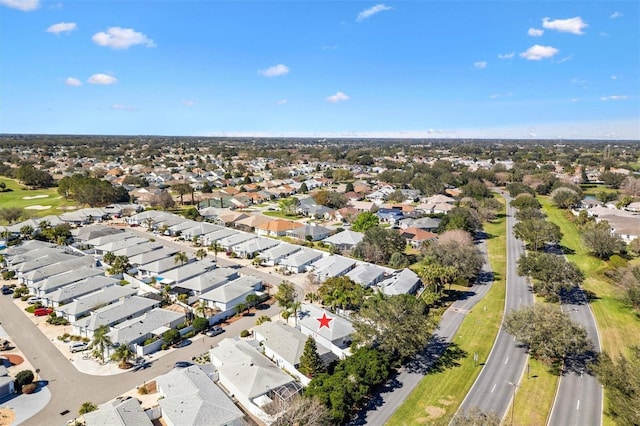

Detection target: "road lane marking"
[577, 400, 580, 410]
[504, 357, 509, 365]
[491, 384, 496, 393]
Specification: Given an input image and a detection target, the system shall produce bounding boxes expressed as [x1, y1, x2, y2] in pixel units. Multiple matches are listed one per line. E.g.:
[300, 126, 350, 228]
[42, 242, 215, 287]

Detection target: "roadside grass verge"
[539, 197, 640, 359]
[511, 357, 559, 426]
[387, 199, 507, 425]
[0, 177, 76, 221]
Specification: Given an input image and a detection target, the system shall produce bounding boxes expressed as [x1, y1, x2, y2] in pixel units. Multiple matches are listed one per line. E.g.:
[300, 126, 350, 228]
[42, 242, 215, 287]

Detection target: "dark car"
[174, 339, 192, 348]
[131, 361, 152, 372]
[1, 286, 12, 295]
[174, 361, 193, 368]
[205, 326, 224, 337]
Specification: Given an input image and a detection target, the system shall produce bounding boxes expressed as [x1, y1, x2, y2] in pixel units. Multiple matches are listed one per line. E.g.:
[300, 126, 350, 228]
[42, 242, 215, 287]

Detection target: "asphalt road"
[548, 280, 603, 425]
[0, 285, 279, 425]
[457, 193, 534, 419]
[349, 238, 496, 425]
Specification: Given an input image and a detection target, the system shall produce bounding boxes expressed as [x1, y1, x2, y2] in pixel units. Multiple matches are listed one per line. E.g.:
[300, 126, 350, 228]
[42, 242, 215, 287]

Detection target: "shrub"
[47, 315, 69, 326]
[240, 330, 250, 338]
[161, 343, 169, 351]
[1, 270, 15, 280]
[15, 370, 34, 387]
[138, 385, 149, 395]
[21, 383, 37, 394]
[184, 330, 196, 339]
[143, 337, 157, 346]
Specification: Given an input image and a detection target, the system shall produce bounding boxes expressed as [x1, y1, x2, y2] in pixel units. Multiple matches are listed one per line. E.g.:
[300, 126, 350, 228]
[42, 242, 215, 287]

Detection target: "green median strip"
[387, 200, 507, 425]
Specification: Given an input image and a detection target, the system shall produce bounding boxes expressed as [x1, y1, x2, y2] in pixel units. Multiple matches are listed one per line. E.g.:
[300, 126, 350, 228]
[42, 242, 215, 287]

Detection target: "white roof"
[322, 230, 364, 246]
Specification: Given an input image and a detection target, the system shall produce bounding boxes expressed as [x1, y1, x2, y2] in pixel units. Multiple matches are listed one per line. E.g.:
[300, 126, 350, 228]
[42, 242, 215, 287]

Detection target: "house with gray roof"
[375, 268, 422, 296]
[201, 228, 236, 247]
[232, 237, 279, 259]
[16, 252, 77, 276]
[25, 256, 98, 291]
[107, 308, 184, 348]
[72, 295, 159, 338]
[177, 267, 239, 296]
[93, 236, 150, 256]
[48, 275, 120, 307]
[71, 224, 124, 243]
[111, 241, 163, 258]
[210, 338, 298, 424]
[200, 276, 262, 315]
[217, 232, 256, 252]
[2, 240, 57, 257]
[60, 285, 138, 322]
[279, 249, 324, 274]
[83, 398, 152, 426]
[309, 255, 356, 282]
[297, 303, 354, 359]
[156, 365, 244, 426]
[168, 219, 200, 236]
[7, 247, 65, 267]
[321, 229, 364, 251]
[286, 223, 332, 242]
[36, 266, 105, 298]
[254, 321, 335, 386]
[157, 259, 216, 287]
[345, 263, 387, 288]
[81, 229, 132, 247]
[128, 248, 177, 269]
[181, 222, 223, 240]
[136, 256, 185, 281]
[258, 243, 301, 266]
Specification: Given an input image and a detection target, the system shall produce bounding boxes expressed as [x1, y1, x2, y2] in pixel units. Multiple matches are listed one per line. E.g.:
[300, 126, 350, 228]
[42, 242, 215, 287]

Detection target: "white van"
[69, 342, 88, 353]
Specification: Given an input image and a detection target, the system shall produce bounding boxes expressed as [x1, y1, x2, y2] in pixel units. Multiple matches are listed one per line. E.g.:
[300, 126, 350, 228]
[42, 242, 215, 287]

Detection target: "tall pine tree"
[298, 336, 323, 378]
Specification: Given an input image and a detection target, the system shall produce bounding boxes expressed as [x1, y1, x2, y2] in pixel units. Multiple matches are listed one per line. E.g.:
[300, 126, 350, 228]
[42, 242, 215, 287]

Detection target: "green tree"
[352, 294, 433, 361]
[593, 347, 640, 425]
[274, 281, 297, 310]
[79, 401, 98, 415]
[110, 342, 135, 369]
[422, 238, 484, 285]
[106, 255, 130, 276]
[582, 221, 626, 259]
[192, 316, 209, 333]
[437, 207, 482, 234]
[174, 251, 189, 266]
[15, 370, 34, 388]
[162, 329, 180, 344]
[299, 337, 324, 378]
[513, 218, 562, 250]
[172, 183, 193, 205]
[345, 182, 354, 193]
[90, 325, 112, 363]
[19, 225, 34, 240]
[102, 251, 116, 265]
[195, 248, 207, 260]
[317, 276, 368, 312]
[514, 207, 545, 221]
[299, 182, 309, 193]
[0, 207, 24, 224]
[551, 187, 581, 209]
[15, 164, 53, 188]
[245, 293, 259, 310]
[517, 252, 584, 301]
[510, 194, 542, 210]
[353, 226, 406, 265]
[351, 212, 379, 232]
[278, 197, 300, 215]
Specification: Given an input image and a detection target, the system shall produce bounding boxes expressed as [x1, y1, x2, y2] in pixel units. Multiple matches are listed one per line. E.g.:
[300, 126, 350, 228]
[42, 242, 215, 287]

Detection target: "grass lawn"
[387, 199, 507, 425]
[262, 210, 302, 220]
[539, 197, 640, 360]
[510, 357, 559, 426]
[0, 177, 77, 222]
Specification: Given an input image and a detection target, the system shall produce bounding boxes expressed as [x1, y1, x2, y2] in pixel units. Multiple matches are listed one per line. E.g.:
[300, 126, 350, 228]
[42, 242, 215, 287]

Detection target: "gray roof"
[178, 267, 239, 293]
[112, 241, 163, 258]
[40, 267, 105, 293]
[287, 224, 332, 239]
[345, 263, 386, 287]
[279, 249, 323, 269]
[254, 321, 333, 367]
[298, 303, 354, 345]
[210, 339, 295, 400]
[83, 397, 152, 426]
[322, 229, 364, 247]
[2, 240, 57, 256]
[168, 219, 200, 233]
[7, 247, 65, 266]
[400, 217, 441, 229]
[217, 232, 256, 248]
[128, 247, 177, 266]
[62, 285, 138, 316]
[17, 252, 77, 273]
[310, 255, 356, 279]
[95, 236, 150, 253]
[159, 260, 216, 284]
[182, 222, 223, 237]
[156, 366, 244, 426]
[27, 256, 98, 285]
[49, 275, 120, 304]
[107, 308, 184, 345]
[202, 228, 236, 242]
[137, 256, 183, 275]
[72, 225, 124, 243]
[258, 243, 301, 261]
[232, 237, 279, 255]
[376, 268, 421, 296]
[200, 276, 262, 304]
[73, 296, 158, 331]
[84, 231, 139, 247]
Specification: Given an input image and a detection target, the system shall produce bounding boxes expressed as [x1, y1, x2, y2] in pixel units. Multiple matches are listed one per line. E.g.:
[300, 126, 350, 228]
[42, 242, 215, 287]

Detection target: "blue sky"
[1, 0, 638, 139]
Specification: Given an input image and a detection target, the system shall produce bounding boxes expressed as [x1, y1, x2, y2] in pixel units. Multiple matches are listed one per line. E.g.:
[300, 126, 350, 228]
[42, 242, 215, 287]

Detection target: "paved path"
[349, 237, 495, 425]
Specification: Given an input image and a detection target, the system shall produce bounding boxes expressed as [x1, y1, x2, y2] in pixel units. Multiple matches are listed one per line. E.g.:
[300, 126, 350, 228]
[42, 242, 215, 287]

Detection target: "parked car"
[131, 361, 152, 372]
[205, 326, 224, 337]
[1, 286, 12, 295]
[0, 340, 12, 351]
[69, 342, 89, 353]
[34, 307, 53, 316]
[26, 297, 40, 304]
[174, 361, 193, 368]
[174, 339, 192, 348]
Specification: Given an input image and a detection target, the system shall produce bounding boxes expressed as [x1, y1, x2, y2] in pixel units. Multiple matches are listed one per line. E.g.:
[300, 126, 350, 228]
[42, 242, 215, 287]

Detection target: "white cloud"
[87, 73, 117, 85]
[326, 91, 349, 103]
[542, 17, 588, 35]
[356, 4, 392, 22]
[474, 61, 487, 69]
[528, 28, 544, 37]
[111, 104, 135, 111]
[0, 0, 39, 11]
[182, 100, 195, 107]
[611, 75, 618, 80]
[571, 98, 580, 102]
[610, 11, 623, 19]
[258, 64, 290, 78]
[276, 99, 288, 105]
[65, 77, 81, 87]
[498, 52, 514, 60]
[519, 44, 559, 60]
[556, 55, 572, 63]
[46, 22, 77, 34]
[92, 27, 155, 49]
[600, 95, 628, 101]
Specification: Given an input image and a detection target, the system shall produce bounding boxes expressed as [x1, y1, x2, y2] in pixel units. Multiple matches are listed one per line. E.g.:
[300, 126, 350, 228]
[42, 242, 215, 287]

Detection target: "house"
[16, 252, 77, 278]
[201, 228, 236, 247]
[156, 365, 244, 426]
[376, 208, 405, 226]
[24, 255, 98, 291]
[349, 200, 376, 213]
[48, 275, 120, 308]
[254, 321, 335, 386]
[286, 224, 332, 242]
[398, 217, 441, 231]
[258, 243, 301, 266]
[83, 397, 152, 426]
[235, 214, 272, 232]
[309, 255, 357, 282]
[181, 222, 223, 240]
[210, 339, 299, 423]
[297, 304, 354, 359]
[107, 308, 184, 348]
[58, 285, 138, 323]
[177, 267, 240, 296]
[375, 268, 422, 296]
[36, 266, 105, 299]
[111, 241, 163, 258]
[168, 220, 201, 237]
[232, 237, 279, 259]
[72, 296, 159, 338]
[399, 227, 439, 248]
[199, 276, 262, 316]
[157, 260, 216, 287]
[279, 249, 324, 274]
[217, 233, 257, 252]
[255, 219, 299, 237]
[322, 230, 363, 251]
[93, 236, 150, 256]
[128, 248, 178, 270]
[72, 224, 124, 244]
[345, 263, 387, 288]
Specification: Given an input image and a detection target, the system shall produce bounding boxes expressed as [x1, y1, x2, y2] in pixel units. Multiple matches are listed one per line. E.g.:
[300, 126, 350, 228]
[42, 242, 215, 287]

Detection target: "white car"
[69, 342, 89, 353]
[26, 297, 40, 305]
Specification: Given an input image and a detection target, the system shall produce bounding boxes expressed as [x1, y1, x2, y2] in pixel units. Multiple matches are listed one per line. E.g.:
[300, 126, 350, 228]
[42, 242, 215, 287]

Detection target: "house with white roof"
[156, 365, 244, 426]
[297, 304, 354, 359]
[322, 230, 364, 251]
[308, 255, 356, 282]
[72, 295, 159, 338]
[83, 398, 152, 426]
[375, 268, 422, 296]
[258, 243, 301, 266]
[157, 260, 216, 287]
[24, 256, 98, 292]
[210, 338, 299, 424]
[232, 237, 279, 259]
[107, 308, 184, 348]
[201, 228, 236, 247]
[279, 249, 324, 274]
[345, 263, 387, 288]
[48, 275, 120, 308]
[59, 285, 138, 323]
[199, 276, 262, 316]
[177, 267, 240, 296]
[217, 232, 257, 252]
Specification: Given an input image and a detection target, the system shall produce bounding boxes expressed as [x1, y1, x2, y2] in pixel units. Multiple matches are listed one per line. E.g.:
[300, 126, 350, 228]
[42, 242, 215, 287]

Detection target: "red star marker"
[316, 312, 333, 329]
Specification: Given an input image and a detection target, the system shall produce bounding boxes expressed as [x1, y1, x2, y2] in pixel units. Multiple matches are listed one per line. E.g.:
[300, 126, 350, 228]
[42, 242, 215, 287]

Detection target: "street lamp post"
[508, 381, 519, 426]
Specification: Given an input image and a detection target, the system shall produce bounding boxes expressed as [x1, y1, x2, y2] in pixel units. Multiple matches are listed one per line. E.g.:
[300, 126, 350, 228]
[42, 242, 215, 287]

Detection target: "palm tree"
[143, 218, 155, 231]
[19, 225, 33, 240]
[195, 248, 207, 260]
[111, 342, 135, 369]
[194, 301, 207, 318]
[90, 325, 112, 363]
[245, 294, 259, 311]
[235, 303, 247, 317]
[102, 251, 116, 265]
[209, 242, 220, 262]
[174, 251, 189, 266]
